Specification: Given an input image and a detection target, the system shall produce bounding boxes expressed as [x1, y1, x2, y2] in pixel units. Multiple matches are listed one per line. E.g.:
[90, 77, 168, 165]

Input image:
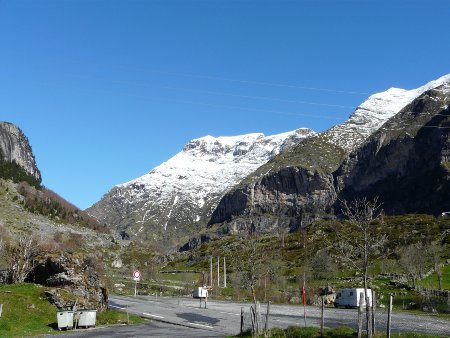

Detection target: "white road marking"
[188, 322, 214, 329]
[110, 305, 125, 310]
[143, 312, 164, 319]
[219, 311, 239, 316]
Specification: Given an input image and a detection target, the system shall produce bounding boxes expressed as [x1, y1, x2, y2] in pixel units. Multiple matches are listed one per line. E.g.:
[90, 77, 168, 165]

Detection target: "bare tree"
[400, 243, 428, 289]
[234, 235, 263, 305]
[233, 234, 274, 336]
[333, 197, 387, 338]
[309, 249, 336, 280]
[1, 234, 42, 283]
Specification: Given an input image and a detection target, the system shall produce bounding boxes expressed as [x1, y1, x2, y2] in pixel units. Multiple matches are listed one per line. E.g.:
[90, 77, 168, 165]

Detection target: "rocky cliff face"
[0, 122, 41, 183]
[87, 128, 315, 246]
[335, 83, 450, 214]
[208, 74, 450, 236]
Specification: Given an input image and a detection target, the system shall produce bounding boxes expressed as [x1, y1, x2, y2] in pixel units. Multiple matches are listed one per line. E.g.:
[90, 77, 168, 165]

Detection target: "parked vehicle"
[334, 288, 372, 308]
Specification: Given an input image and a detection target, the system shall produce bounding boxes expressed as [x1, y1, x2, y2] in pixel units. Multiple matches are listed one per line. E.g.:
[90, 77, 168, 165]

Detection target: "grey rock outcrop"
[0, 122, 41, 182]
[29, 254, 108, 311]
[335, 85, 450, 214]
[209, 166, 337, 234]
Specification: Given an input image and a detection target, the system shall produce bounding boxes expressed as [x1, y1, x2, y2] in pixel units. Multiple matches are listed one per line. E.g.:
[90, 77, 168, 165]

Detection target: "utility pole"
[209, 255, 213, 287]
[217, 256, 220, 288]
[223, 256, 227, 288]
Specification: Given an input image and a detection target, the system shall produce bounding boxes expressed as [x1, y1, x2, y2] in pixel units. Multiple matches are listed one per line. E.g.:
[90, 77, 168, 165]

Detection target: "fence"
[237, 295, 450, 337]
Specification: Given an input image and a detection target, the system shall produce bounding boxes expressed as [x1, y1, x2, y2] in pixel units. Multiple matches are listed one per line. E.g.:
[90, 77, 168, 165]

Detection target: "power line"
[3, 76, 349, 121]
[142, 70, 371, 96]
[43, 71, 358, 110]
[7, 52, 370, 96]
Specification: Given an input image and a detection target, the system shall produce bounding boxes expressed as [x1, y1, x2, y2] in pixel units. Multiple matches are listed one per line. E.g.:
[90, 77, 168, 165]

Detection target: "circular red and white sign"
[133, 270, 141, 279]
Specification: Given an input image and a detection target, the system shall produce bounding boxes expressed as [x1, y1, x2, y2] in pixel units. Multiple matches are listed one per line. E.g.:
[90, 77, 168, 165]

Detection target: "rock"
[111, 258, 123, 268]
[289, 296, 301, 304]
[0, 122, 41, 182]
[319, 285, 335, 296]
[422, 306, 438, 313]
[28, 254, 108, 311]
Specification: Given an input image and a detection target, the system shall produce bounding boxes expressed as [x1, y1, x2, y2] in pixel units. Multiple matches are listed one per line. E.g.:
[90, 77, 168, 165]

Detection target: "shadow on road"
[177, 312, 220, 325]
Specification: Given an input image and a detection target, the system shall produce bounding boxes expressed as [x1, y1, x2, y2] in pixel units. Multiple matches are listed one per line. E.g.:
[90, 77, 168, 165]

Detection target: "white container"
[77, 309, 97, 328]
[193, 287, 208, 299]
[57, 311, 74, 330]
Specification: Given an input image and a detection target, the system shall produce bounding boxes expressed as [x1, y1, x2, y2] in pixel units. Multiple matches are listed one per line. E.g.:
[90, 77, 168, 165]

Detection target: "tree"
[0, 234, 42, 283]
[332, 197, 387, 338]
[400, 243, 428, 289]
[233, 234, 274, 336]
[309, 249, 336, 280]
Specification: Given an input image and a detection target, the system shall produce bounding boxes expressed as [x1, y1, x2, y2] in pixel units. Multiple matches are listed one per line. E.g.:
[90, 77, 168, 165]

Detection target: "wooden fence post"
[264, 301, 270, 332]
[372, 290, 376, 335]
[320, 297, 325, 338]
[257, 301, 262, 335]
[387, 295, 393, 338]
[357, 292, 364, 338]
[240, 307, 244, 335]
[251, 306, 256, 336]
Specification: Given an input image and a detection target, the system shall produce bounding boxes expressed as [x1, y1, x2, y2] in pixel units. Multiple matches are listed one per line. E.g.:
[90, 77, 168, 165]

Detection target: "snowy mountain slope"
[208, 73, 450, 234]
[323, 73, 450, 152]
[87, 128, 314, 244]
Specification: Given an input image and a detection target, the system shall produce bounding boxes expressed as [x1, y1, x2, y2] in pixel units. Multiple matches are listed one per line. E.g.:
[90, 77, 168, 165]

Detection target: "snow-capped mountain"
[87, 128, 314, 244]
[208, 73, 450, 236]
[88, 73, 450, 248]
[324, 73, 450, 152]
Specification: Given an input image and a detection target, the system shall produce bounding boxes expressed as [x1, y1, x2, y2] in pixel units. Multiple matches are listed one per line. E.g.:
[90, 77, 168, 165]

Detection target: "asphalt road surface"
[53, 295, 450, 337]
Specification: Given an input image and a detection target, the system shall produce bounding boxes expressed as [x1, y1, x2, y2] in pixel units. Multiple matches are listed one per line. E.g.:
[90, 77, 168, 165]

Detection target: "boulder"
[27, 254, 108, 311]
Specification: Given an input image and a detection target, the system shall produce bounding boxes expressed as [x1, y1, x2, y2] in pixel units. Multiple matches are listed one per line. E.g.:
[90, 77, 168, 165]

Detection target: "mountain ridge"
[87, 128, 315, 245]
[207, 75, 450, 237]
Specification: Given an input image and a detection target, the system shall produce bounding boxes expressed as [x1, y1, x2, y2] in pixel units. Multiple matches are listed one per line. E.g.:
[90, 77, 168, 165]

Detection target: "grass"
[229, 326, 447, 338]
[0, 283, 57, 337]
[96, 308, 145, 326]
[418, 265, 450, 290]
[0, 283, 144, 337]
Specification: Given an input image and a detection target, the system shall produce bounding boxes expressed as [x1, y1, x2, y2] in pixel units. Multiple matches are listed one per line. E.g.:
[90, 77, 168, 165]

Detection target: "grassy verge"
[229, 326, 447, 338]
[0, 283, 144, 337]
[0, 283, 57, 337]
[97, 308, 146, 326]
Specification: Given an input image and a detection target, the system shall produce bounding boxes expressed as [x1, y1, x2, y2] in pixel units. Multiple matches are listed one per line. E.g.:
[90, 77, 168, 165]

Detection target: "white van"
[334, 288, 372, 308]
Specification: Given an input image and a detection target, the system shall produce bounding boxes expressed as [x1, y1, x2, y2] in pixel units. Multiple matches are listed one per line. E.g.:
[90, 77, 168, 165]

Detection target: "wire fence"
[238, 295, 450, 337]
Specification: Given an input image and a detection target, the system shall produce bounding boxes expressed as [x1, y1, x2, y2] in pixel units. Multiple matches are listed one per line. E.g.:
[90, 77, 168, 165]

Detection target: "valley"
[1, 74, 450, 337]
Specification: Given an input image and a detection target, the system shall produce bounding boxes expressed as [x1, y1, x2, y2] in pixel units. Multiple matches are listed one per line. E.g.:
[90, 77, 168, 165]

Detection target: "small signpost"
[133, 270, 141, 297]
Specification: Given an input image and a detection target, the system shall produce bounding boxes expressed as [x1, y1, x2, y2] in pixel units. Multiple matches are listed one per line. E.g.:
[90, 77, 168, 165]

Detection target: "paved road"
[50, 321, 220, 338]
[54, 295, 450, 337]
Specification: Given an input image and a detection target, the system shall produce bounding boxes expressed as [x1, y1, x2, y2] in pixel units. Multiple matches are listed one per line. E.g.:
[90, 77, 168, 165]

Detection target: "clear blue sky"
[1, 0, 449, 209]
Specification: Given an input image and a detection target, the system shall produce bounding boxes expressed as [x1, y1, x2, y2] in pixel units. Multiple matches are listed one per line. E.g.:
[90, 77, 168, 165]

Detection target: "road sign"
[133, 270, 141, 281]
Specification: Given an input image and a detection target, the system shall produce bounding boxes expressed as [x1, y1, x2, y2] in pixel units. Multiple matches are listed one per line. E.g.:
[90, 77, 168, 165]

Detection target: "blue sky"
[1, 0, 449, 209]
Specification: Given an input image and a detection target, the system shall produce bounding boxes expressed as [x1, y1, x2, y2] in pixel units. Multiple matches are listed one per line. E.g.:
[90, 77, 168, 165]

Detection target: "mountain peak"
[87, 127, 315, 244]
[324, 73, 450, 152]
